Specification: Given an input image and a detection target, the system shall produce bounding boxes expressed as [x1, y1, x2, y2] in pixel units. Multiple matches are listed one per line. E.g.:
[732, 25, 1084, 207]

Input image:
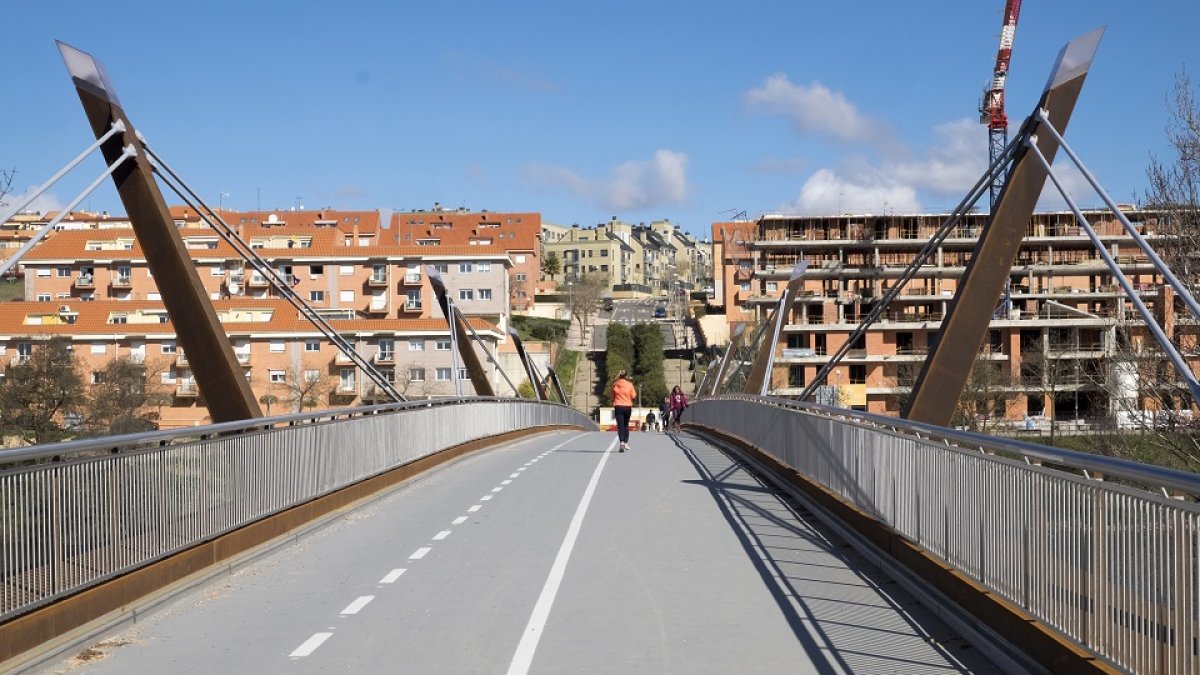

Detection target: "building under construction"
[713, 208, 1193, 430]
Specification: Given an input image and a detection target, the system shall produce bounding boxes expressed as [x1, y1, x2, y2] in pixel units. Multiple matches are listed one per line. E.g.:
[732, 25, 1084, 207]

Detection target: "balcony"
[336, 380, 357, 395]
[235, 352, 252, 365]
[361, 385, 392, 402]
[175, 353, 189, 367]
[403, 272, 422, 285]
[176, 382, 199, 397]
[11, 355, 31, 366]
[402, 299, 423, 312]
[110, 276, 132, 289]
[367, 274, 389, 288]
[74, 274, 95, 289]
[374, 351, 396, 365]
[366, 299, 389, 314]
[334, 351, 355, 365]
[247, 273, 269, 288]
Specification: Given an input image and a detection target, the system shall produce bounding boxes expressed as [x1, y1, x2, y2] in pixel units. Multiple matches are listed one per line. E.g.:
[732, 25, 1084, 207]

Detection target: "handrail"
[0, 397, 582, 468]
[708, 394, 1200, 496]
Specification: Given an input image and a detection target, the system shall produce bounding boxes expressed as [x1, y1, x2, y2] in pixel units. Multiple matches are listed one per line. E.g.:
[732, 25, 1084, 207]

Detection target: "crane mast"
[981, 0, 1022, 209]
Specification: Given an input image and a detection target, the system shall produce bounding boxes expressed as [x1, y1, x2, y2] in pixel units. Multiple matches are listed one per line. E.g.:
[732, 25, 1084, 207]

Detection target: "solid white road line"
[409, 547, 431, 560]
[506, 437, 617, 675]
[468, 505, 482, 512]
[290, 632, 333, 657]
[380, 569, 407, 584]
[433, 530, 451, 541]
[452, 516, 468, 525]
[341, 595, 375, 615]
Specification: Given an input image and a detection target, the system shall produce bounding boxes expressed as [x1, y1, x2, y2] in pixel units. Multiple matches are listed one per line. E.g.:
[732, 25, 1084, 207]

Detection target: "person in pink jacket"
[668, 386, 688, 431]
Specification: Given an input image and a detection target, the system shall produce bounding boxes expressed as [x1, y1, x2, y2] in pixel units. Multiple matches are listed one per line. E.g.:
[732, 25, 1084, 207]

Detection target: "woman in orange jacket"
[610, 370, 636, 452]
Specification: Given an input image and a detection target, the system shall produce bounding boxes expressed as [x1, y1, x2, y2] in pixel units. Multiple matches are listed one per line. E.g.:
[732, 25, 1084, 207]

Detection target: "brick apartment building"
[714, 209, 1193, 426]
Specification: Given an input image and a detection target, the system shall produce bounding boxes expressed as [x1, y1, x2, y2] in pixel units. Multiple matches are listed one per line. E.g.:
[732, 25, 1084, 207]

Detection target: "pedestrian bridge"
[1, 398, 1196, 674]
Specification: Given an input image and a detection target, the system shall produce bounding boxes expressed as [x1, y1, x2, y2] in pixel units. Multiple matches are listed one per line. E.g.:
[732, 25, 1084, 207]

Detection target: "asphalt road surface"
[37, 431, 999, 674]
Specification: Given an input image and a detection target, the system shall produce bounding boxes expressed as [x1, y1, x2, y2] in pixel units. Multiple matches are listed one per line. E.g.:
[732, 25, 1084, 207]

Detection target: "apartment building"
[543, 217, 713, 294]
[717, 209, 1182, 425]
[17, 227, 513, 323]
[0, 299, 504, 428]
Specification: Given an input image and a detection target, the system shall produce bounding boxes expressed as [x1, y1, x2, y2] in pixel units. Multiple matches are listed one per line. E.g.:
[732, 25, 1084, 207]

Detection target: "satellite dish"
[228, 282, 240, 295]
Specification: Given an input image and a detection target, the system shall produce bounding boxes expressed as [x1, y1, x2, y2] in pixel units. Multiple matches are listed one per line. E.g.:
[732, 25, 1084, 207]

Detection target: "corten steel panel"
[708, 323, 746, 397]
[426, 266, 495, 397]
[744, 262, 807, 396]
[508, 327, 545, 400]
[60, 42, 260, 421]
[903, 30, 1101, 427]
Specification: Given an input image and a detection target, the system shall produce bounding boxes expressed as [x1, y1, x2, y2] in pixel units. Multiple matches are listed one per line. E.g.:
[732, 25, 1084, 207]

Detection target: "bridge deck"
[35, 430, 999, 674]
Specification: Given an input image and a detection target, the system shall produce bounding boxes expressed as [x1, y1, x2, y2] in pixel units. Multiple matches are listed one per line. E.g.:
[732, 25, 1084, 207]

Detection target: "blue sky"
[3, 0, 1197, 239]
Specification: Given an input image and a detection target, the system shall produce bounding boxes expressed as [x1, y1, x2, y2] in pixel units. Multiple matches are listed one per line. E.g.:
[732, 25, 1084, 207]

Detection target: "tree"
[1145, 70, 1200, 292]
[632, 323, 668, 407]
[0, 337, 85, 444]
[952, 359, 1011, 433]
[285, 361, 336, 412]
[541, 252, 561, 281]
[0, 168, 13, 208]
[84, 357, 165, 435]
[604, 323, 633, 404]
[567, 272, 608, 347]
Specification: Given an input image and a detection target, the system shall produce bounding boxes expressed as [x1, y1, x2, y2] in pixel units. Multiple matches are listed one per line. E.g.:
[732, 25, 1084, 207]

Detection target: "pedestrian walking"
[645, 410, 657, 432]
[669, 385, 689, 431]
[610, 370, 636, 452]
[659, 397, 670, 434]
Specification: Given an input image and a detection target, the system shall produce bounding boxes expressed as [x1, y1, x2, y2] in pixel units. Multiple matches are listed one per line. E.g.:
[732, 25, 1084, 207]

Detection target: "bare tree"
[1146, 70, 1200, 290]
[292, 362, 336, 412]
[953, 359, 1011, 433]
[0, 168, 13, 208]
[84, 356, 164, 435]
[567, 272, 608, 346]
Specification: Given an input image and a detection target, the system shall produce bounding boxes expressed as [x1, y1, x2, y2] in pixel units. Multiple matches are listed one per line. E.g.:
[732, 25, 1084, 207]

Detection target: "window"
[147, 292, 161, 301]
[435, 264, 449, 273]
[37, 269, 50, 277]
[210, 266, 225, 277]
[479, 288, 492, 300]
[459, 263, 473, 273]
[378, 338, 394, 359]
[459, 289, 474, 301]
[305, 340, 320, 352]
[515, 255, 527, 263]
[57, 267, 71, 277]
[766, 282, 778, 292]
[269, 370, 286, 383]
[311, 265, 324, 276]
[304, 369, 320, 383]
[600, 265, 608, 272]
[310, 291, 325, 302]
[600, 250, 609, 257]
[849, 365, 866, 384]
[269, 341, 285, 353]
[339, 290, 355, 302]
[436, 367, 452, 381]
[36, 293, 50, 302]
[110, 314, 127, 325]
[435, 339, 451, 351]
[339, 368, 355, 390]
[409, 367, 425, 382]
[409, 338, 425, 351]
[161, 341, 176, 354]
[340, 265, 354, 276]
[515, 273, 527, 282]
[90, 343, 106, 354]
[478, 262, 491, 273]
[458, 368, 469, 380]
[160, 371, 176, 384]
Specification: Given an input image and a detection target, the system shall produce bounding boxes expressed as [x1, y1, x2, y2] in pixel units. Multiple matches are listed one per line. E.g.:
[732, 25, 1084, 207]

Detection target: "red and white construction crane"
[980, 0, 1022, 209]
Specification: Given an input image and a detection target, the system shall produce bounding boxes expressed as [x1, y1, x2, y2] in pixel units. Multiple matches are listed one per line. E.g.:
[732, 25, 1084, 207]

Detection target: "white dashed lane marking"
[468, 505, 482, 512]
[380, 569, 406, 584]
[452, 516, 468, 525]
[341, 595, 374, 615]
[290, 632, 333, 658]
[433, 530, 451, 541]
[409, 547, 431, 560]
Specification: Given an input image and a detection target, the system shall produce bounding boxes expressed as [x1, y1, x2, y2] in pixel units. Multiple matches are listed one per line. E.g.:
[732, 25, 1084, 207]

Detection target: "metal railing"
[0, 398, 593, 623]
[686, 396, 1200, 674]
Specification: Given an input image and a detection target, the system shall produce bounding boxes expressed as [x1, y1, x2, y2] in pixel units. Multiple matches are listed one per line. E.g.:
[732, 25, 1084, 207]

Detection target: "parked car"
[654, 306, 667, 318]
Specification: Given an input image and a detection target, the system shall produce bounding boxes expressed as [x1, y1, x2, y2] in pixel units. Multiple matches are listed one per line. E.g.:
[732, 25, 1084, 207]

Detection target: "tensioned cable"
[0, 143, 137, 279]
[1025, 132, 1200, 404]
[1035, 107, 1200, 322]
[796, 127, 1025, 402]
[454, 304, 520, 395]
[0, 121, 125, 226]
[139, 140, 404, 401]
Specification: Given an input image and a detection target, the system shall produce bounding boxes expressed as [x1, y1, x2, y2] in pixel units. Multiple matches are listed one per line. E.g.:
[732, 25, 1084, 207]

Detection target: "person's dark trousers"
[614, 406, 632, 443]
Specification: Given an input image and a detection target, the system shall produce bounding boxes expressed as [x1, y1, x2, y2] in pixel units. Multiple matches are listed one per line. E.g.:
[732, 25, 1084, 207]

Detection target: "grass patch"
[511, 315, 570, 343]
[1032, 431, 1199, 473]
[554, 349, 580, 392]
[0, 280, 25, 302]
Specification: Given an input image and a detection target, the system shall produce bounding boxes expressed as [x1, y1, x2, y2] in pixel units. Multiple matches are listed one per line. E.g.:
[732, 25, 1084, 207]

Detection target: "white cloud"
[2, 186, 63, 215]
[892, 119, 989, 198]
[524, 149, 690, 212]
[1036, 160, 1099, 211]
[746, 74, 879, 144]
[785, 168, 921, 215]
